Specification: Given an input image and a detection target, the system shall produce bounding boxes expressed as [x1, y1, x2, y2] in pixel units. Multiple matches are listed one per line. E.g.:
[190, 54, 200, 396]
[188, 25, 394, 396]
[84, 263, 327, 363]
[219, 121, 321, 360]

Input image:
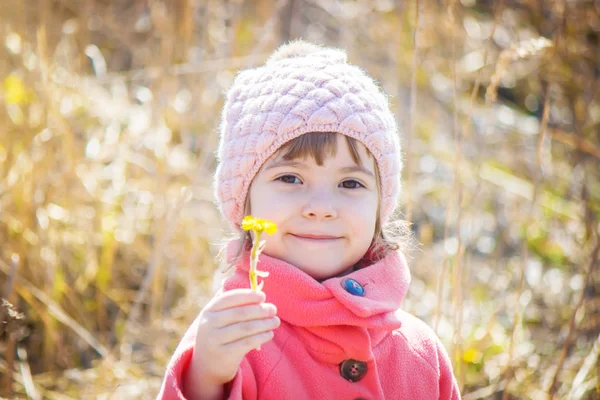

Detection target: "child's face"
[248, 134, 378, 280]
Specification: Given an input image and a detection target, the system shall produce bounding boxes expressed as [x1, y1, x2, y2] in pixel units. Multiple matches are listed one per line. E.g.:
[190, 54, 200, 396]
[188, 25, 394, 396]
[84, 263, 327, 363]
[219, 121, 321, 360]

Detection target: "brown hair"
[219, 132, 416, 272]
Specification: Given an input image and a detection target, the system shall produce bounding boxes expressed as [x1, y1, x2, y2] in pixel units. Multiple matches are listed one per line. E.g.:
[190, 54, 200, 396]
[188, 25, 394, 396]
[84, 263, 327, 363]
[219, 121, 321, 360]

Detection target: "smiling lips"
[290, 233, 342, 242]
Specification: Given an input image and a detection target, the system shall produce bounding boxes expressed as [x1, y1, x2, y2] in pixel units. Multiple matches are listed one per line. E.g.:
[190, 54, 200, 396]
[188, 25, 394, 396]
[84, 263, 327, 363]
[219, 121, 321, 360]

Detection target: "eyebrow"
[264, 159, 304, 170]
[264, 159, 375, 178]
[339, 165, 376, 178]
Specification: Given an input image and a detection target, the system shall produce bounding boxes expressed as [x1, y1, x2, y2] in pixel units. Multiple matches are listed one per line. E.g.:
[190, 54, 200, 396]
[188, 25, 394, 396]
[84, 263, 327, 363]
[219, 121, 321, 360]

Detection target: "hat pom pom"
[266, 39, 347, 65]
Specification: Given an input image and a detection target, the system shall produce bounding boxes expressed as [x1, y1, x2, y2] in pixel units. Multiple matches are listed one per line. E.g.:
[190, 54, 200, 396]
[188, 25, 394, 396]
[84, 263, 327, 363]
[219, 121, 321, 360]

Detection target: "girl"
[158, 40, 460, 399]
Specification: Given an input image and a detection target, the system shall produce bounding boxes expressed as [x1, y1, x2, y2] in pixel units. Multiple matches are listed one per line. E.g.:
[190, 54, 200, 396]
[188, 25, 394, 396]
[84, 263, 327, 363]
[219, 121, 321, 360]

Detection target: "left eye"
[277, 175, 302, 184]
[340, 180, 364, 189]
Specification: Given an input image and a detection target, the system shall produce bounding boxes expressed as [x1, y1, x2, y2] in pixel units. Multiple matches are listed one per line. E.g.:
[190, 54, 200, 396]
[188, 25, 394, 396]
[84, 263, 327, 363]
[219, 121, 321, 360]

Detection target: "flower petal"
[242, 215, 257, 231]
[264, 222, 277, 235]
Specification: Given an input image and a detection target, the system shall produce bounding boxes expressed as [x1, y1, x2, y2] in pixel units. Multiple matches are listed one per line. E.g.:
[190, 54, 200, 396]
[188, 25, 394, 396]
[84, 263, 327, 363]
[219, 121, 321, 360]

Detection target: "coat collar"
[222, 242, 411, 363]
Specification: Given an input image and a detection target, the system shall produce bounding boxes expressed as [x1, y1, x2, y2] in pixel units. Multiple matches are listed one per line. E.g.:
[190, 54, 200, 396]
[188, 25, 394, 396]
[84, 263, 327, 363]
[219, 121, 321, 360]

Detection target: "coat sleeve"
[156, 317, 258, 400]
[436, 338, 461, 400]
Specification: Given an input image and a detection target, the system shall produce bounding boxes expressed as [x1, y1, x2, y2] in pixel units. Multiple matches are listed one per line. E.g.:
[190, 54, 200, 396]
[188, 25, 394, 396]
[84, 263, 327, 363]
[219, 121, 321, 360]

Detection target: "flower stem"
[249, 231, 262, 290]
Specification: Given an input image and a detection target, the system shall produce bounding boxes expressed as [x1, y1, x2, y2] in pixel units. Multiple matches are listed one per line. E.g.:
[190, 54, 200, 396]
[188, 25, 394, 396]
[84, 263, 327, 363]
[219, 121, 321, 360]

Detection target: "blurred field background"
[0, 0, 599, 399]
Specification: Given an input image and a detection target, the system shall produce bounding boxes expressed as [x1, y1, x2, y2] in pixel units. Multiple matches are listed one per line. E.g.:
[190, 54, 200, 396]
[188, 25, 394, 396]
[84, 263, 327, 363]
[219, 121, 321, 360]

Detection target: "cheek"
[248, 185, 267, 217]
[248, 182, 292, 219]
[247, 183, 258, 215]
[347, 195, 378, 235]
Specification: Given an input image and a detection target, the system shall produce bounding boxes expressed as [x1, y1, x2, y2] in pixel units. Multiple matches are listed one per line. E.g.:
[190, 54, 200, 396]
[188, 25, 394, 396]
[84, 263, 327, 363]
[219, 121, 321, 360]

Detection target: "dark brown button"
[339, 359, 367, 382]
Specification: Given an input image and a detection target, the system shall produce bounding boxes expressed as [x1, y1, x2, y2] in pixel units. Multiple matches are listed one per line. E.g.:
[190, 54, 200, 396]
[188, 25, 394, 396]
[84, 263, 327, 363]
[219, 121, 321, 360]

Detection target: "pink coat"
[157, 246, 460, 399]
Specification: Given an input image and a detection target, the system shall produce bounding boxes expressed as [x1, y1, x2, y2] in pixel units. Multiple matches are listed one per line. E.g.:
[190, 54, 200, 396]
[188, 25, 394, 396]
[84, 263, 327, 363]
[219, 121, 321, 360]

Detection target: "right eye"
[276, 175, 302, 184]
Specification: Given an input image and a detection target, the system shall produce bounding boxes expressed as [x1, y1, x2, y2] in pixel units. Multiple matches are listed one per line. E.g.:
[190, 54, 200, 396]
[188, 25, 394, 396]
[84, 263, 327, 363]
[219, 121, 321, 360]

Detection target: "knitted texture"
[214, 41, 403, 231]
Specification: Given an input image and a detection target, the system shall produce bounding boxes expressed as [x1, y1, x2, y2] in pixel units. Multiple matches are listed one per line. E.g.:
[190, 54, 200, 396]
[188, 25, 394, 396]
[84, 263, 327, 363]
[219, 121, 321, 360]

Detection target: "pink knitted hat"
[214, 40, 402, 232]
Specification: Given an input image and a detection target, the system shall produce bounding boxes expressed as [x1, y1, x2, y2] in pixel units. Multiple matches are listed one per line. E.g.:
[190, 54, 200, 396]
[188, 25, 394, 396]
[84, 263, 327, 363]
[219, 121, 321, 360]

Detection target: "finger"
[224, 330, 275, 354]
[211, 302, 277, 328]
[217, 316, 280, 344]
[208, 289, 266, 312]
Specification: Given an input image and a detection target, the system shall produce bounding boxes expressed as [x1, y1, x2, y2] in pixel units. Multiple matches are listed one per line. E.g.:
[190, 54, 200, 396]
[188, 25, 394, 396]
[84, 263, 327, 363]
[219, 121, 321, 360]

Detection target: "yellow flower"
[242, 215, 277, 235]
[242, 215, 277, 292]
[462, 348, 483, 364]
[3, 74, 31, 105]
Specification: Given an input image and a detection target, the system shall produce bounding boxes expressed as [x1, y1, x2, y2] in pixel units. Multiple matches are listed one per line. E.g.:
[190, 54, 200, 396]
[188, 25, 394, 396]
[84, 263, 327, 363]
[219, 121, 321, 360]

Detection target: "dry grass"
[0, 1, 598, 399]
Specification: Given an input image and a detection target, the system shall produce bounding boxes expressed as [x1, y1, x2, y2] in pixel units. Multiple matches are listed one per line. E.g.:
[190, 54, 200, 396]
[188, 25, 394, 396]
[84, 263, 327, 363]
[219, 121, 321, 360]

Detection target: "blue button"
[342, 278, 365, 296]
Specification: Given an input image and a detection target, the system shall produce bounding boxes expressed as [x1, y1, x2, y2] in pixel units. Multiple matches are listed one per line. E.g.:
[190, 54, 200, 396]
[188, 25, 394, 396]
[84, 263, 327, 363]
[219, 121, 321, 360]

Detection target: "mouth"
[290, 233, 343, 242]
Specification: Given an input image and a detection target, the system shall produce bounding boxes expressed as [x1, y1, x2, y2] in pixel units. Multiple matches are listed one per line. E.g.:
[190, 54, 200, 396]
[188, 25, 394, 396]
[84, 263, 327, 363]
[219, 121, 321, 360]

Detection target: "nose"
[302, 190, 338, 221]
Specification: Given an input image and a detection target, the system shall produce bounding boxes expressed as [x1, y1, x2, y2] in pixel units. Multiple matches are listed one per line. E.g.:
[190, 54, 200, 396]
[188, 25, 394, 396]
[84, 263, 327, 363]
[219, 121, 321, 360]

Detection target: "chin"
[295, 259, 351, 280]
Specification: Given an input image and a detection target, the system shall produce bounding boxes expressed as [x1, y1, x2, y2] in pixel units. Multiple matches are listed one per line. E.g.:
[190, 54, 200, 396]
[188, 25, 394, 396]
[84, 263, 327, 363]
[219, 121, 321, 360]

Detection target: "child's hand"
[191, 288, 280, 386]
